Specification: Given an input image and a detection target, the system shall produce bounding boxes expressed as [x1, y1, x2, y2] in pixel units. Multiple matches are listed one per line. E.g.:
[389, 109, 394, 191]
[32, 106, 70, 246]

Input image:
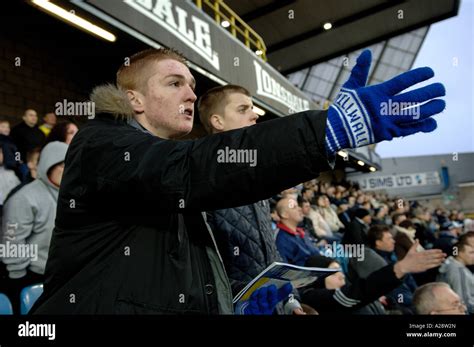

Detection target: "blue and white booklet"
[233, 261, 340, 305]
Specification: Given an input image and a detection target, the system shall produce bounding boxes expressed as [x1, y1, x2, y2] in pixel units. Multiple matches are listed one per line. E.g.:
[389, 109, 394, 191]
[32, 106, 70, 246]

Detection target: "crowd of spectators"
[0, 107, 472, 315]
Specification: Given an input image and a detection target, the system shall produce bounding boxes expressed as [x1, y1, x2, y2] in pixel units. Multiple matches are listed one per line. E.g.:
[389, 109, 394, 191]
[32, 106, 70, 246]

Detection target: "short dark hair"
[454, 237, 474, 255]
[392, 213, 406, 225]
[459, 231, 474, 243]
[315, 193, 328, 204]
[46, 122, 75, 144]
[298, 197, 310, 207]
[399, 219, 415, 229]
[198, 85, 251, 133]
[367, 225, 391, 248]
[117, 47, 187, 92]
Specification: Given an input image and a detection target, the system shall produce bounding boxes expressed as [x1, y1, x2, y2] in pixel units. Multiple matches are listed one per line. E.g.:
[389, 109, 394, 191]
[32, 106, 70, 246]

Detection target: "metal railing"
[194, 0, 267, 61]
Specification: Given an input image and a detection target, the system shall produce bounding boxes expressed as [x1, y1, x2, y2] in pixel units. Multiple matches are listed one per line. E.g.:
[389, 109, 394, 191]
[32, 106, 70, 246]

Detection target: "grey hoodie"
[437, 256, 474, 314]
[1, 141, 68, 278]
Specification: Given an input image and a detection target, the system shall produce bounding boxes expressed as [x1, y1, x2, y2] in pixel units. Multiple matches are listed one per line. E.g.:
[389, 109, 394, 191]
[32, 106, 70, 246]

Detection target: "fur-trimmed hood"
[90, 84, 135, 120]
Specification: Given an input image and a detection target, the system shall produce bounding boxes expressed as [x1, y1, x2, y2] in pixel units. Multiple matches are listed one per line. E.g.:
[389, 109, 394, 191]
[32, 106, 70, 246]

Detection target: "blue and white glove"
[325, 50, 446, 154]
[235, 283, 293, 315]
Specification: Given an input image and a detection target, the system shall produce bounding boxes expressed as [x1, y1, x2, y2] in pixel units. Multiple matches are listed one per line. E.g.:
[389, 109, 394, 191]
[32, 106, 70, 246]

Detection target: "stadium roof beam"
[225, 0, 459, 74]
[240, 0, 296, 22]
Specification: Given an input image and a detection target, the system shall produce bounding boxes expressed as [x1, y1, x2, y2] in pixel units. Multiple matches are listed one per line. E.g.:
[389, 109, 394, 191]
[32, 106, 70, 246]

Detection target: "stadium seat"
[0, 293, 13, 315]
[20, 284, 43, 315]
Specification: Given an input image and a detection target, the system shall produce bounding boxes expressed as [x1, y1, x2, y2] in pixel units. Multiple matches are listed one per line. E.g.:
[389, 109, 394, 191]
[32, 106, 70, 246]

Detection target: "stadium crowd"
[0, 105, 472, 315]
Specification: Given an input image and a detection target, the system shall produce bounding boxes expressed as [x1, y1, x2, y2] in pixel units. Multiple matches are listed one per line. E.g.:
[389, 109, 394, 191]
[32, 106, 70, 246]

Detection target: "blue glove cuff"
[325, 88, 375, 154]
[325, 106, 350, 154]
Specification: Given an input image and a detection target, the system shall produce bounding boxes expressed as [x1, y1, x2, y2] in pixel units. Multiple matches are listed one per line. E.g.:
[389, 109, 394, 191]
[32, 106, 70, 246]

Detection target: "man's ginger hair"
[116, 48, 187, 93]
[198, 85, 251, 134]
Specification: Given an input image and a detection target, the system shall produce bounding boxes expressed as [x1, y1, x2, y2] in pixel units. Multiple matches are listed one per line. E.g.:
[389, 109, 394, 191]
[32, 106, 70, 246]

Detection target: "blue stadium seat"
[20, 284, 43, 315]
[0, 293, 13, 315]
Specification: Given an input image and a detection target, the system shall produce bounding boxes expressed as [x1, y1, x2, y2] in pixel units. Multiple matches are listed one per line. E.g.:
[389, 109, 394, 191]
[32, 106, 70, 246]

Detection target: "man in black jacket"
[31, 47, 446, 314]
[342, 208, 372, 245]
[10, 109, 45, 161]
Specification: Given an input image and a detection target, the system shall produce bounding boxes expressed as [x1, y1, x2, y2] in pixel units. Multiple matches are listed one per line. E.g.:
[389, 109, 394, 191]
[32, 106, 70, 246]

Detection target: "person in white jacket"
[316, 194, 345, 234]
[437, 238, 474, 314]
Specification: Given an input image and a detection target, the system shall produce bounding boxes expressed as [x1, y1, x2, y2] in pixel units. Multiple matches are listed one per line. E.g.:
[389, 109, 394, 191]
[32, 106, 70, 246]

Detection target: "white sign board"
[351, 171, 441, 191]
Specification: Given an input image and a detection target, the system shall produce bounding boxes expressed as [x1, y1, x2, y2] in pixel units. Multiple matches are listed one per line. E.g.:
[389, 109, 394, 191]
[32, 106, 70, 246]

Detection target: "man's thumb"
[343, 49, 372, 89]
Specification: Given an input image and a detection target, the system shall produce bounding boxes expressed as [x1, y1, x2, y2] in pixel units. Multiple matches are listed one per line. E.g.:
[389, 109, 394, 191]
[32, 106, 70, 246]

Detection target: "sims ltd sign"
[124, 0, 220, 70]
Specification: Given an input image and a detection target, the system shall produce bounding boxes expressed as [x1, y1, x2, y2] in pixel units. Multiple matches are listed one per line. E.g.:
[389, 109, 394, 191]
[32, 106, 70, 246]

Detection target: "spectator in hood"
[1, 141, 68, 314]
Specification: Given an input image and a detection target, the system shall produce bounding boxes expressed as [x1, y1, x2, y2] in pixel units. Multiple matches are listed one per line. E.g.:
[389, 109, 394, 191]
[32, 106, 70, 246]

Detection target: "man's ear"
[126, 90, 145, 113]
[278, 210, 288, 220]
[210, 114, 225, 131]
